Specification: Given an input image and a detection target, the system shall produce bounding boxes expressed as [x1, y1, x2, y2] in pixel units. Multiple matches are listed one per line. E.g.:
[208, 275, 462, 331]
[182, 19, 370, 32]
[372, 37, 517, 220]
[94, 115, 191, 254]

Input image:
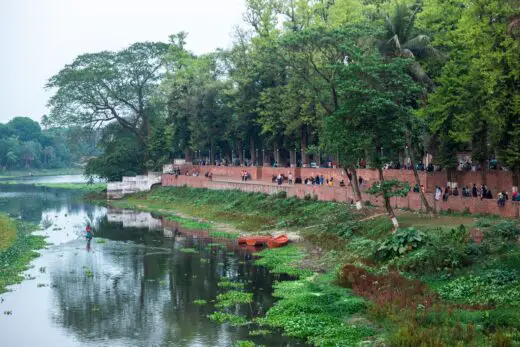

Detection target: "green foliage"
[249, 329, 270, 336]
[367, 179, 411, 200]
[391, 225, 469, 274]
[218, 280, 245, 289]
[0, 118, 91, 171]
[0, 218, 46, 293]
[166, 215, 212, 230]
[209, 231, 239, 239]
[260, 274, 372, 346]
[179, 248, 198, 254]
[193, 299, 207, 305]
[207, 312, 249, 326]
[438, 269, 520, 306]
[215, 290, 253, 308]
[377, 227, 426, 259]
[255, 245, 313, 278]
[121, 186, 357, 237]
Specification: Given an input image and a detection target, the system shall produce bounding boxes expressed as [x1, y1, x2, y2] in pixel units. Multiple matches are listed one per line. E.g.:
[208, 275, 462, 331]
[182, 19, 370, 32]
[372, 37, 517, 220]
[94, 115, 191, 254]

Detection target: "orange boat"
[267, 235, 289, 248]
[238, 235, 272, 246]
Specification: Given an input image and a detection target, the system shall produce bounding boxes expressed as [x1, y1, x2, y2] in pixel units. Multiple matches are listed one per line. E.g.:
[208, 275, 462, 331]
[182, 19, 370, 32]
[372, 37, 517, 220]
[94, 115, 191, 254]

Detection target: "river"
[0, 176, 305, 347]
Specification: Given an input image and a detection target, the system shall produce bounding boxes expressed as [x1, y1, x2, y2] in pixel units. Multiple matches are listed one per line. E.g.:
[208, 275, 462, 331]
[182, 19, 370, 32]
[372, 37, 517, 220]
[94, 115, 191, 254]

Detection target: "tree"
[7, 117, 42, 142]
[45, 41, 169, 167]
[85, 123, 144, 181]
[379, 1, 440, 86]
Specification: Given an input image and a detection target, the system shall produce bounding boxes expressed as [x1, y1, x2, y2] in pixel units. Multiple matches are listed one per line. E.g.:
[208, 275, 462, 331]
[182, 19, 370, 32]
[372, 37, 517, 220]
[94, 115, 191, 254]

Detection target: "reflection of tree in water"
[48, 225, 298, 346]
[0, 185, 92, 223]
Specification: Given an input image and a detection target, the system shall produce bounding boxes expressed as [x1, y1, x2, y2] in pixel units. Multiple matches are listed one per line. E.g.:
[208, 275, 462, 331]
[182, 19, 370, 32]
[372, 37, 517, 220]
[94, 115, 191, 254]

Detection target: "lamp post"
[209, 147, 212, 166]
[256, 148, 259, 166]
[262, 148, 265, 166]
[242, 149, 246, 166]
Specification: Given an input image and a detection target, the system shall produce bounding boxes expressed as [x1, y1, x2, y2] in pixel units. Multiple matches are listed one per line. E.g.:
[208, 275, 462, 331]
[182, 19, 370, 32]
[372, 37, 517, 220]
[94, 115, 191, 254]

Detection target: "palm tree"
[379, 2, 439, 87]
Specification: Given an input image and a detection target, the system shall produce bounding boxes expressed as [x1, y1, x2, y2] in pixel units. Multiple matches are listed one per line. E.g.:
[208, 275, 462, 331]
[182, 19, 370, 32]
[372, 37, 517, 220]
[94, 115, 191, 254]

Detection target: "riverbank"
[0, 215, 46, 294]
[114, 186, 520, 346]
[0, 167, 83, 179]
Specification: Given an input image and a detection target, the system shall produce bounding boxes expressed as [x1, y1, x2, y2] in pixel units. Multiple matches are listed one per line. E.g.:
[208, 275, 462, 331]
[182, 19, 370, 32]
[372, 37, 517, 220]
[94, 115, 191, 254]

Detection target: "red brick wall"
[162, 174, 519, 218]
[169, 165, 516, 194]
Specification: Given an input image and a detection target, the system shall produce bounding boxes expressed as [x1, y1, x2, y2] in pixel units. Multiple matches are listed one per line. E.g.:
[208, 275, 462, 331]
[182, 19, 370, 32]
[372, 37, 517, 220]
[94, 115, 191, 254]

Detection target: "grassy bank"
[112, 186, 380, 237]
[33, 182, 106, 193]
[0, 167, 83, 179]
[115, 186, 520, 345]
[0, 214, 46, 293]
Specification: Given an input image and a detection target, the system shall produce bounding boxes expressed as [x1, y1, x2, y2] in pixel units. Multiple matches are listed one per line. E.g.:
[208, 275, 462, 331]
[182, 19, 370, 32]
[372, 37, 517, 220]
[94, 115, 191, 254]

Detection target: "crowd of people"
[430, 183, 520, 206]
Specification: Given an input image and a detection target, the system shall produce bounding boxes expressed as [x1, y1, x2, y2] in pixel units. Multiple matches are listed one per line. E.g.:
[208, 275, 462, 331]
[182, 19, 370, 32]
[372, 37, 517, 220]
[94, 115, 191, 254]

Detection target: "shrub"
[438, 269, 520, 306]
[490, 221, 520, 241]
[275, 190, 287, 199]
[392, 226, 470, 275]
[376, 227, 426, 260]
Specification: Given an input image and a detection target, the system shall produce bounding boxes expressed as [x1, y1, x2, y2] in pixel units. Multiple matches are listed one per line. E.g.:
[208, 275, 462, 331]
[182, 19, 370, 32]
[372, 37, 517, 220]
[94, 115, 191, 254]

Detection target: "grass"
[0, 167, 83, 179]
[165, 215, 212, 230]
[255, 244, 313, 278]
[34, 183, 106, 193]
[0, 215, 46, 293]
[112, 186, 365, 235]
[0, 215, 17, 251]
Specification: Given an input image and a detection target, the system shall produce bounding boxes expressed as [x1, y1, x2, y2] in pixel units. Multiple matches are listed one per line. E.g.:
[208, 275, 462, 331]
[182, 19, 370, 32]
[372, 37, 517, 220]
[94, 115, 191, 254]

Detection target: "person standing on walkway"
[288, 172, 293, 184]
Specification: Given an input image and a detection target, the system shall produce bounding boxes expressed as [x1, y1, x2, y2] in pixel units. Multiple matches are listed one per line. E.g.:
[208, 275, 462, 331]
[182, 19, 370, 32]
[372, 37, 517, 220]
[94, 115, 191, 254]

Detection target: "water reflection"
[0, 183, 306, 347]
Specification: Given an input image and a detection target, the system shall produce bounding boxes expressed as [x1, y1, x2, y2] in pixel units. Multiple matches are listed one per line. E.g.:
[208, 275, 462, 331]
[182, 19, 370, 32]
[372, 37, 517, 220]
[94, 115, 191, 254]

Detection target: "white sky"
[0, 0, 246, 124]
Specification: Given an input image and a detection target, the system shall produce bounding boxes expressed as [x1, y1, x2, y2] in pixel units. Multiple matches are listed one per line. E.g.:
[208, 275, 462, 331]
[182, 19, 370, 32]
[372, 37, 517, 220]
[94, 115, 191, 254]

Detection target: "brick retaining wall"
[171, 165, 516, 194]
[161, 174, 519, 218]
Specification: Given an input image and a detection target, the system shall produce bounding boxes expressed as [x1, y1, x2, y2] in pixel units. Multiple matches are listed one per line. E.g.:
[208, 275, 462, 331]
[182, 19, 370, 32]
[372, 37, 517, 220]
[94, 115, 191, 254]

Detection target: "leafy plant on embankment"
[114, 186, 372, 236]
[0, 215, 46, 293]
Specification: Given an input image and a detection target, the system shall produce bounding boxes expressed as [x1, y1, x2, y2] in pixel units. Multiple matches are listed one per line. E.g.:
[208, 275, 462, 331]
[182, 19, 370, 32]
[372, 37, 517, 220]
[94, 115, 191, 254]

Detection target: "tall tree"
[45, 41, 169, 167]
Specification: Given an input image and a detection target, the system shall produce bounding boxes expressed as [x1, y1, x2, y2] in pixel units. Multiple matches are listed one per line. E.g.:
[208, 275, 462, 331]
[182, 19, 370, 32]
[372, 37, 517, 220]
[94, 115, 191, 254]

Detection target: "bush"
[490, 220, 520, 241]
[275, 190, 287, 199]
[376, 227, 426, 260]
[437, 269, 520, 306]
[391, 226, 470, 275]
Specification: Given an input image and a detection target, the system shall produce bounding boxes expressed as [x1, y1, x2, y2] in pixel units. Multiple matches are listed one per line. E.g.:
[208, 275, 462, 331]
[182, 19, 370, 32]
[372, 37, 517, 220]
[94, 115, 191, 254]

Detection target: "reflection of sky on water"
[0, 174, 104, 184]
[0, 181, 307, 347]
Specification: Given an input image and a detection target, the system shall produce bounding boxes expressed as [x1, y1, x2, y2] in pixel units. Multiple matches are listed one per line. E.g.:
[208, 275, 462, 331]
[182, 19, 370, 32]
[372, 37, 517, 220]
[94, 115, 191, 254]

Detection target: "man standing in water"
[86, 225, 94, 251]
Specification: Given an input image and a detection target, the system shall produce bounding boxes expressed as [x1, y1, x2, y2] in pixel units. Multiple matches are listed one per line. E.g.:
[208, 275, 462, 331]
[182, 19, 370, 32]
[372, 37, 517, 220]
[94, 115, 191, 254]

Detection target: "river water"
[0, 177, 305, 347]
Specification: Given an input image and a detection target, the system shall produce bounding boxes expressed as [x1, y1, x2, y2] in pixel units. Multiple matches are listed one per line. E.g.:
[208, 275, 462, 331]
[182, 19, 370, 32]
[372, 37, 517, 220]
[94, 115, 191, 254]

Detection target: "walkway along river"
[0, 178, 306, 347]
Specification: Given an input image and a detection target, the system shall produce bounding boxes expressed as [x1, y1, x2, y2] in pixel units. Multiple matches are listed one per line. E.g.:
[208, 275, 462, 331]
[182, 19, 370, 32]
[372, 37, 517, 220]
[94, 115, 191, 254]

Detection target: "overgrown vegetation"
[113, 186, 372, 237]
[117, 186, 520, 345]
[0, 215, 46, 293]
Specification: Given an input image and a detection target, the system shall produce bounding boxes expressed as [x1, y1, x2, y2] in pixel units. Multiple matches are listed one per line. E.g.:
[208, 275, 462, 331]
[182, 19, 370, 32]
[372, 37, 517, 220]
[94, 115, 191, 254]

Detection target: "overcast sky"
[0, 0, 246, 124]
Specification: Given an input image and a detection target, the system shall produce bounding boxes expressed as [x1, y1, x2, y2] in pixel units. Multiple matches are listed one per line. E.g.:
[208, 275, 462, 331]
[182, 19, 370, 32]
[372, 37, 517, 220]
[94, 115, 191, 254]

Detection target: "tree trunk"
[377, 166, 399, 230]
[301, 125, 309, 167]
[184, 147, 192, 164]
[249, 138, 256, 166]
[290, 148, 296, 167]
[348, 164, 363, 210]
[513, 167, 519, 193]
[480, 160, 488, 186]
[405, 142, 435, 216]
[210, 143, 215, 166]
[238, 142, 244, 166]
